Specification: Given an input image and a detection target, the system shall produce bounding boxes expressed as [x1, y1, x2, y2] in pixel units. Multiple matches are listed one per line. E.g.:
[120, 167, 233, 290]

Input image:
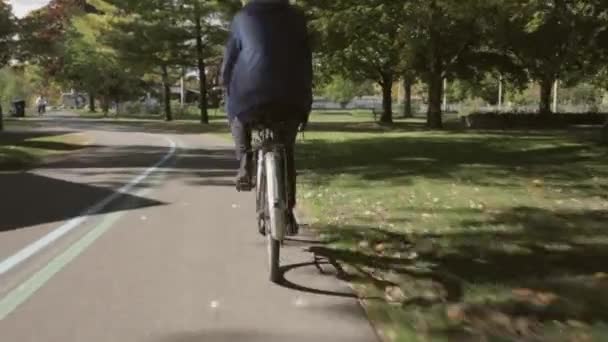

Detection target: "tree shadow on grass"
[310, 205, 608, 339]
[298, 133, 608, 198]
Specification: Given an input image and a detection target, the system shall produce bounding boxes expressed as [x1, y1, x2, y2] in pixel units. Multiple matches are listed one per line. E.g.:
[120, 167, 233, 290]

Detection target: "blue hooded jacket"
[221, 0, 313, 124]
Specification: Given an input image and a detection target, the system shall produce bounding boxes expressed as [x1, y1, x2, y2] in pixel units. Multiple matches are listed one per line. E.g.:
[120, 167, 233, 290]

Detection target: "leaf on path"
[374, 243, 386, 253]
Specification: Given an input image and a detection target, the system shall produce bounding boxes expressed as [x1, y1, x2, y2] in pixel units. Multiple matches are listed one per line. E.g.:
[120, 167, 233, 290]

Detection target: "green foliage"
[302, 0, 405, 122]
[0, 68, 31, 109]
[323, 76, 373, 107]
[560, 83, 604, 107]
[495, 0, 608, 112]
[404, 0, 507, 127]
[0, 66, 57, 112]
[61, 11, 143, 112]
[0, 1, 16, 68]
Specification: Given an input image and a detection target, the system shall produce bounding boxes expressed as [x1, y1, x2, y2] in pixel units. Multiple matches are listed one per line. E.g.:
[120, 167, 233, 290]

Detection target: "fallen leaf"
[374, 243, 386, 253]
[514, 317, 535, 336]
[513, 288, 535, 298]
[488, 311, 512, 330]
[535, 292, 558, 305]
[566, 320, 588, 329]
[358, 240, 370, 249]
[384, 286, 406, 303]
[446, 304, 468, 322]
[570, 332, 593, 342]
[594, 272, 608, 279]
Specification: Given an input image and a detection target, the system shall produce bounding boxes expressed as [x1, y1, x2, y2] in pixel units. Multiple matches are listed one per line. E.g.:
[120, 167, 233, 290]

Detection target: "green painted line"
[0, 211, 123, 320]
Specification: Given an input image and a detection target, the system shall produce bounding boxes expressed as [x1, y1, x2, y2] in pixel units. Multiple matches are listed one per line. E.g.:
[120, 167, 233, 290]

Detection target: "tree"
[497, 0, 608, 114]
[177, 0, 235, 124]
[401, 72, 417, 118]
[105, 0, 192, 121]
[17, 0, 95, 77]
[0, 1, 16, 131]
[323, 75, 372, 108]
[61, 12, 142, 116]
[303, 0, 403, 124]
[400, 0, 502, 128]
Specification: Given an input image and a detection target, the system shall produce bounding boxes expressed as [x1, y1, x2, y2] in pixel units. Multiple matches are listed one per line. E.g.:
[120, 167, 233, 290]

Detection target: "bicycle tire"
[255, 150, 266, 235]
[267, 233, 280, 282]
[264, 150, 286, 282]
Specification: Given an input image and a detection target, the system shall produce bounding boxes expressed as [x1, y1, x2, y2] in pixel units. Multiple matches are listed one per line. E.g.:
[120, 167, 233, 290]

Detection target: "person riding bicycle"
[222, 0, 313, 227]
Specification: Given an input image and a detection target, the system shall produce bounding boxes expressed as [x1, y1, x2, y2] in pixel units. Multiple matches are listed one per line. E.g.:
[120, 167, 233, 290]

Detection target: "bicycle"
[249, 121, 297, 283]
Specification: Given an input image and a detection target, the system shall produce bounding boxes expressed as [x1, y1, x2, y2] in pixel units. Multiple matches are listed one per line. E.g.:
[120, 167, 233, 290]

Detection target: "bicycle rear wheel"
[264, 150, 286, 282]
[255, 150, 266, 235]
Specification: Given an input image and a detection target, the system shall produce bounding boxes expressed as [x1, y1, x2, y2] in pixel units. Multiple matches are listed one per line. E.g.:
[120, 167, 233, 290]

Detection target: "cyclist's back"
[222, 0, 312, 124]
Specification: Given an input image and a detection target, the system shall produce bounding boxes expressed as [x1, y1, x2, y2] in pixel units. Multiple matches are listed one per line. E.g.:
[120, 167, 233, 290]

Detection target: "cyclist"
[222, 0, 313, 229]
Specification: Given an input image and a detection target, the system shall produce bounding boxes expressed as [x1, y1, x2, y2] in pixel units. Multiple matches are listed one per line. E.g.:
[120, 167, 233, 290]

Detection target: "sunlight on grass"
[0, 129, 91, 170]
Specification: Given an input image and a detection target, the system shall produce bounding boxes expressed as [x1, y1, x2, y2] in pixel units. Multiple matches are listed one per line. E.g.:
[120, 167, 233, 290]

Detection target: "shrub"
[462, 112, 608, 129]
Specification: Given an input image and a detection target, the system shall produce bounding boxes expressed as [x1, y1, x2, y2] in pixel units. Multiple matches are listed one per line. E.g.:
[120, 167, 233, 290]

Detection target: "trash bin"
[12, 100, 26, 118]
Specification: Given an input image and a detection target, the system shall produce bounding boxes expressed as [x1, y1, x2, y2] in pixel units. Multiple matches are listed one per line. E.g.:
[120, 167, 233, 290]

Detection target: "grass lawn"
[296, 117, 608, 341]
[0, 122, 91, 170]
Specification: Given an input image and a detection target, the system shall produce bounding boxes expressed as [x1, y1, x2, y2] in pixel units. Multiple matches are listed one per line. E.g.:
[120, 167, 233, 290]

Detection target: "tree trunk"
[0, 103, 4, 131]
[195, 7, 209, 124]
[88, 93, 96, 112]
[114, 100, 121, 116]
[539, 77, 553, 115]
[161, 65, 173, 122]
[380, 73, 393, 124]
[101, 97, 109, 117]
[402, 77, 413, 118]
[427, 72, 443, 129]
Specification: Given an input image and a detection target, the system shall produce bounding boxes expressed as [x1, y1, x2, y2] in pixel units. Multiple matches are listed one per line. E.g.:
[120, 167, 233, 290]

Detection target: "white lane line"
[0, 137, 177, 276]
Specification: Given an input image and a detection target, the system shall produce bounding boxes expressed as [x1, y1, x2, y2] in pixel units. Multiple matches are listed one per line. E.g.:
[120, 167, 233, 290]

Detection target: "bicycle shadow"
[275, 232, 383, 300]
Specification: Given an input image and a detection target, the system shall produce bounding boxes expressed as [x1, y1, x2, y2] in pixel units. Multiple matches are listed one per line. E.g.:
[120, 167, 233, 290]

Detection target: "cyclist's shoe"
[235, 154, 253, 191]
[286, 211, 299, 236]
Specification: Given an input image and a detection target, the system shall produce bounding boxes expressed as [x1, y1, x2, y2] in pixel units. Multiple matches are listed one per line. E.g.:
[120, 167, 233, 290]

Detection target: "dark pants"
[230, 117, 299, 209]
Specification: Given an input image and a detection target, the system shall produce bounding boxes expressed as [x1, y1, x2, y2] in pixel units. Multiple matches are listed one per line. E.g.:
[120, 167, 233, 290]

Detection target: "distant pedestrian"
[42, 97, 48, 113]
[36, 96, 44, 116]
